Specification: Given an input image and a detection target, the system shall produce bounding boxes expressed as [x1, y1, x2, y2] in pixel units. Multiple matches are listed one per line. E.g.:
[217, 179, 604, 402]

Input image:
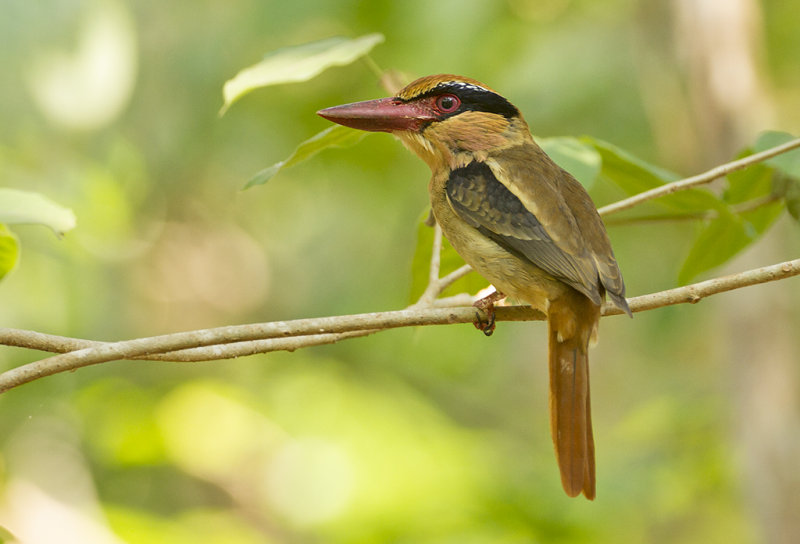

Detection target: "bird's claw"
[474, 309, 496, 336]
[472, 290, 505, 336]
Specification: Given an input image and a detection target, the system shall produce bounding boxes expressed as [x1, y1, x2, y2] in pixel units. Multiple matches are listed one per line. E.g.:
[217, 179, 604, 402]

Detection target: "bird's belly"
[436, 213, 563, 312]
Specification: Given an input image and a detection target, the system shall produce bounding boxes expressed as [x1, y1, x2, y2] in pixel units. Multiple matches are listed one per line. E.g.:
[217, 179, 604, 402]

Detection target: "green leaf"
[588, 137, 726, 214]
[679, 161, 784, 284]
[408, 210, 486, 304]
[538, 136, 601, 189]
[754, 131, 800, 177]
[678, 211, 748, 285]
[724, 148, 772, 204]
[244, 125, 367, 188]
[0, 188, 76, 235]
[773, 173, 800, 222]
[754, 131, 800, 224]
[787, 186, 800, 222]
[0, 224, 20, 281]
[728, 159, 784, 234]
[587, 136, 677, 186]
[0, 523, 17, 543]
[220, 33, 385, 115]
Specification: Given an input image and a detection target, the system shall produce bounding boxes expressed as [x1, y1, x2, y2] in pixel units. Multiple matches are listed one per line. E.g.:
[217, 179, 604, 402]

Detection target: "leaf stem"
[603, 194, 782, 226]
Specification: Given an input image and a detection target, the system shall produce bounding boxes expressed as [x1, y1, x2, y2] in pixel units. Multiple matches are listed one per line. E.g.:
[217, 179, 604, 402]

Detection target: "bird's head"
[317, 74, 532, 170]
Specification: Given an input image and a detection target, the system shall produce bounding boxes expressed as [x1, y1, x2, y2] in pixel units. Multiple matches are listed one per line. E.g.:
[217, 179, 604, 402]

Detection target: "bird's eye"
[435, 94, 461, 113]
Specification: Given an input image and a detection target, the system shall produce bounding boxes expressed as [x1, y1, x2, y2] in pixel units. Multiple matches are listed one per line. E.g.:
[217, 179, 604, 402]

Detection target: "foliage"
[220, 34, 384, 115]
[244, 125, 366, 189]
[235, 38, 798, 289]
[0, 189, 75, 281]
[2, 4, 799, 544]
[0, 188, 76, 235]
[0, 225, 18, 282]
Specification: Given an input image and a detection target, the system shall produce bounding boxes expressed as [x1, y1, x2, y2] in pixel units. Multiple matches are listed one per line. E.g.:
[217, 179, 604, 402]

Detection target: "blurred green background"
[1, 0, 799, 542]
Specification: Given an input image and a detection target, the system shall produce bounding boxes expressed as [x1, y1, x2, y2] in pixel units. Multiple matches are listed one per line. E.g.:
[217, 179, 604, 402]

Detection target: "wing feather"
[446, 160, 603, 304]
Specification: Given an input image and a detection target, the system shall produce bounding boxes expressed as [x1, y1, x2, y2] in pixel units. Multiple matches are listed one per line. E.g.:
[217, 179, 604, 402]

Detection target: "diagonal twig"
[598, 137, 800, 216]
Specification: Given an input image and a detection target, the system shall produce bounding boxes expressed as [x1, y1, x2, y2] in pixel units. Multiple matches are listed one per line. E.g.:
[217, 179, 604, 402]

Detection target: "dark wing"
[446, 160, 604, 305]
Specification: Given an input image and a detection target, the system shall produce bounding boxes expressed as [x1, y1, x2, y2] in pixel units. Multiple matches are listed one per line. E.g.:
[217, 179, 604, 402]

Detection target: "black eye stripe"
[403, 81, 518, 119]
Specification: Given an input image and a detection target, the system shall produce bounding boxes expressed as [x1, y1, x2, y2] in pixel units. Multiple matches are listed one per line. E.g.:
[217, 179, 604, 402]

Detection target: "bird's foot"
[473, 290, 506, 336]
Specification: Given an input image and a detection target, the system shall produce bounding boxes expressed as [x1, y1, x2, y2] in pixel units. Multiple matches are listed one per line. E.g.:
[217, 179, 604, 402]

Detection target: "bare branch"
[2, 258, 798, 394]
[0, 329, 378, 362]
[411, 224, 476, 308]
[598, 137, 800, 216]
[0, 306, 534, 393]
[604, 258, 800, 315]
[603, 194, 782, 226]
[412, 223, 444, 307]
[436, 264, 474, 293]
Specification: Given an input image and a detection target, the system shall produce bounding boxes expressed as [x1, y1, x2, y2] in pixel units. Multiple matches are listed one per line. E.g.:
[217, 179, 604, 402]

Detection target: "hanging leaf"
[220, 33, 385, 115]
[244, 125, 367, 188]
[0, 224, 19, 281]
[679, 157, 783, 284]
[725, 152, 784, 233]
[678, 210, 747, 285]
[0, 188, 76, 235]
[773, 172, 800, 222]
[786, 181, 800, 222]
[538, 136, 601, 190]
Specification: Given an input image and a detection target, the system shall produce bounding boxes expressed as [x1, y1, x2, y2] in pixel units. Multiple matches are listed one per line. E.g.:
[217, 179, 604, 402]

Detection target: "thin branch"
[598, 137, 800, 216]
[411, 262, 474, 308]
[2, 258, 798, 394]
[426, 223, 443, 290]
[603, 212, 709, 226]
[150, 330, 380, 361]
[0, 329, 378, 362]
[0, 306, 539, 394]
[428, 292, 475, 307]
[603, 194, 783, 226]
[410, 222, 443, 307]
[411, 223, 475, 308]
[436, 264, 474, 292]
[604, 258, 800, 314]
[730, 194, 781, 214]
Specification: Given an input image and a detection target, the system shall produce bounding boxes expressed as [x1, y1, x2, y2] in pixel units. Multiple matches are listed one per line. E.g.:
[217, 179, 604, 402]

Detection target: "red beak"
[317, 97, 436, 133]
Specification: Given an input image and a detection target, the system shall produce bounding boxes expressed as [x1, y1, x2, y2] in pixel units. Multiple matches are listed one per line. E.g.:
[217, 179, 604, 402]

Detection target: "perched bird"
[318, 74, 631, 499]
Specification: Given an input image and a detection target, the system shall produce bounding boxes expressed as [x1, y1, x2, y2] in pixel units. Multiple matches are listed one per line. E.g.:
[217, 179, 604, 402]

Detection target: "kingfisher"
[318, 74, 631, 499]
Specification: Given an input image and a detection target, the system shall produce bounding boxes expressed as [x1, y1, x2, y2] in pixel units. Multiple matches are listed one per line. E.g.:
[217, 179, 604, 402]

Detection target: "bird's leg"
[473, 289, 506, 336]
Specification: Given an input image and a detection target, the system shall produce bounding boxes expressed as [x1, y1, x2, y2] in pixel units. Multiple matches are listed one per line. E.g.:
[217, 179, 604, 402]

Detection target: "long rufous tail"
[547, 292, 600, 500]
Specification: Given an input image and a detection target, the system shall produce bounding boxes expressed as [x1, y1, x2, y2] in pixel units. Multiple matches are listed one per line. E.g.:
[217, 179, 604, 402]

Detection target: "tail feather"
[547, 295, 599, 500]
